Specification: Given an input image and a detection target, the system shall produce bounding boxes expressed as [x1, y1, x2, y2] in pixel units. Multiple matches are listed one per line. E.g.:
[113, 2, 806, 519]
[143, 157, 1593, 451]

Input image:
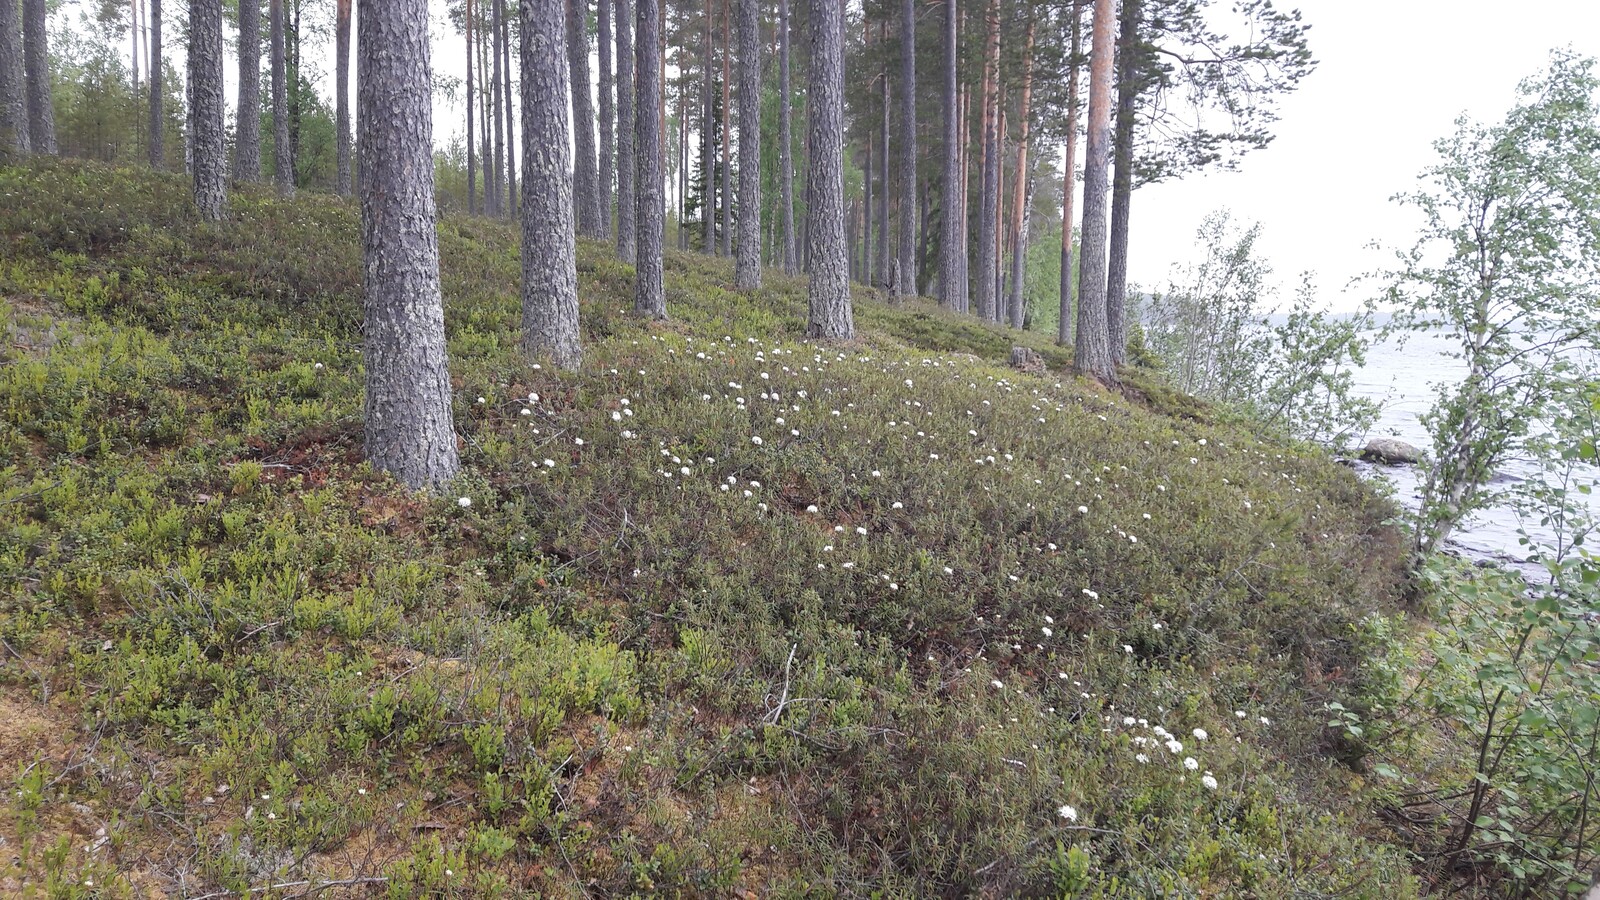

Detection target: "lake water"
[1350, 329, 1597, 580]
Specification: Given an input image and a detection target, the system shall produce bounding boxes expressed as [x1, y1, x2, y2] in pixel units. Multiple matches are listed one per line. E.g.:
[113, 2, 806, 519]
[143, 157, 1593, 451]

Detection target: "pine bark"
[719, 0, 732, 257]
[147, 0, 162, 164]
[805, 0, 851, 340]
[1105, 0, 1140, 365]
[500, 1, 516, 214]
[357, 0, 461, 491]
[20, 0, 52, 154]
[520, 0, 581, 369]
[1005, 16, 1035, 328]
[570, 0, 604, 236]
[233, 0, 261, 179]
[776, 0, 797, 273]
[615, 0, 636, 261]
[700, 4, 713, 253]
[270, 0, 292, 193]
[1074, 0, 1115, 381]
[894, 0, 916, 296]
[0, 0, 29, 155]
[1057, 2, 1081, 347]
[189, 0, 226, 220]
[634, 0, 667, 317]
[973, 0, 999, 320]
[334, 0, 351, 194]
[491, 0, 504, 216]
[466, 0, 476, 214]
[598, 0, 614, 234]
[936, 0, 961, 307]
[875, 22, 889, 288]
[734, 0, 761, 290]
[863, 134, 873, 286]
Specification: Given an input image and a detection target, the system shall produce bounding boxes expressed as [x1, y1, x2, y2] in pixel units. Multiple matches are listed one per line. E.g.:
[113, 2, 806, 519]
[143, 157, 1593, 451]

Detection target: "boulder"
[1360, 437, 1423, 465]
[1009, 346, 1046, 375]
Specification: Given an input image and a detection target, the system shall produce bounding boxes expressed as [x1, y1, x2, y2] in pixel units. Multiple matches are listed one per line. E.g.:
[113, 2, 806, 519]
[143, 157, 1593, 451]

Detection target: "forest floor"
[1, 160, 1424, 897]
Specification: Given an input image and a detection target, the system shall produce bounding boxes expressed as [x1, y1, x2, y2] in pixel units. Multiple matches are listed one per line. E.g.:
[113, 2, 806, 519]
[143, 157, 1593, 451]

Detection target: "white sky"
[1124, 0, 1600, 311]
[87, 0, 1600, 311]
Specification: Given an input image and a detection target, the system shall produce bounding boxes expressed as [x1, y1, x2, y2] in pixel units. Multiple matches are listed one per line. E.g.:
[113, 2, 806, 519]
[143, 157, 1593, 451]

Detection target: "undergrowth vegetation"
[1, 160, 1420, 897]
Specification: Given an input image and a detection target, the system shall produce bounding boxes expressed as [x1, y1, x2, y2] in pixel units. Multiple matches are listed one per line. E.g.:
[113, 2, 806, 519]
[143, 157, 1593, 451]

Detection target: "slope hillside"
[0, 161, 1417, 897]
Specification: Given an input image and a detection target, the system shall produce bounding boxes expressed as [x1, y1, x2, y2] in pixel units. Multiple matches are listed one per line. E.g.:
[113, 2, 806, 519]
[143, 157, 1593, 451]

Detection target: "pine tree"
[733, 0, 761, 290]
[357, 0, 460, 491]
[21, 0, 53, 154]
[615, 0, 637, 261]
[973, 0, 999, 320]
[335, 0, 352, 194]
[189, 0, 226, 221]
[467, 0, 476, 214]
[270, 0, 292, 193]
[500, 0, 516, 213]
[0, 0, 29, 156]
[894, 0, 916, 297]
[1005, 15, 1036, 328]
[147, 0, 161, 165]
[700, 3, 713, 253]
[1074, 0, 1115, 381]
[599, 0, 615, 234]
[491, 0, 505, 215]
[634, 0, 667, 317]
[805, 0, 852, 340]
[719, 0, 732, 257]
[936, 0, 961, 307]
[521, 0, 582, 368]
[1105, 0, 1138, 364]
[570, 0, 604, 236]
[776, 0, 797, 273]
[1057, 2, 1081, 347]
[235, 0, 261, 180]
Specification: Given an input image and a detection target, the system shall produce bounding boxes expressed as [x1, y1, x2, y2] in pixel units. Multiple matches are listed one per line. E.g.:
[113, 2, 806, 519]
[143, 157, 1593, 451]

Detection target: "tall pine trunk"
[357, 0, 460, 491]
[0, 0, 30, 155]
[863, 134, 873, 286]
[189, 0, 226, 220]
[21, 0, 53, 154]
[1073, 0, 1115, 381]
[1005, 15, 1035, 328]
[634, 0, 667, 317]
[147, 0, 162, 165]
[270, 0, 292, 193]
[491, 0, 504, 215]
[936, 0, 961, 307]
[700, 5, 713, 253]
[467, 0, 476, 214]
[805, 0, 851, 339]
[776, 0, 797, 273]
[875, 21, 889, 288]
[521, 0, 581, 368]
[598, 0, 614, 234]
[500, 0, 516, 214]
[615, 0, 636, 261]
[1057, 3, 1081, 347]
[1106, 0, 1140, 365]
[235, 0, 261, 180]
[973, 0, 998, 320]
[733, 0, 761, 290]
[570, 0, 603, 235]
[719, 0, 732, 256]
[334, 0, 351, 194]
[895, 0, 916, 296]
[480, 20, 494, 214]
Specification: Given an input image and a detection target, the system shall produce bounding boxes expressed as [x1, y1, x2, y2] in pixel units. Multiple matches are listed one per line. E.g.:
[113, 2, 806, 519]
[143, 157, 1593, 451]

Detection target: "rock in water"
[1360, 437, 1422, 465]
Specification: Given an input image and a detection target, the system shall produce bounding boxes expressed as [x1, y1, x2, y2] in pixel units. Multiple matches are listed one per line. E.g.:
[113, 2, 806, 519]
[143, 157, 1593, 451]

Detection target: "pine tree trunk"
[521, 0, 581, 369]
[719, 0, 733, 257]
[634, 0, 667, 317]
[595, 0, 613, 235]
[333, 0, 351, 194]
[270, 0, 292, 193]
[0, 0, 30, 156]
[615, 0, 636, 261]
[479, 22, 494, 215]
[805, 0, 851, 340]
[189, 0, 226, 220]
[491, 0, 504, 215]
[1106, 0, 1140, 365]
[895, 0, 916, 296]
[936, 0, 961, 307]
[875, 23, 890, 289]
[1057, 3, 1081, 347]
[570, 0, 603, 235]
[234, 0, 261, 179]
[467, 0, 476, 214]
[21, 0, 53, 154]
[500, 1, 516, 214]
[357, 0, 460, 491]
[776, 0, 797, 273]
[1074, 0, 1115, 381]
[734, 0, 761, 290]
[700, 5, 713, 254]
[973, 0, 998, 320]
[147, 0, 162, 165]
[288, 1, 301, 177]
[863, 134, 873, 286]
[1006, 16, 1035, 328]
